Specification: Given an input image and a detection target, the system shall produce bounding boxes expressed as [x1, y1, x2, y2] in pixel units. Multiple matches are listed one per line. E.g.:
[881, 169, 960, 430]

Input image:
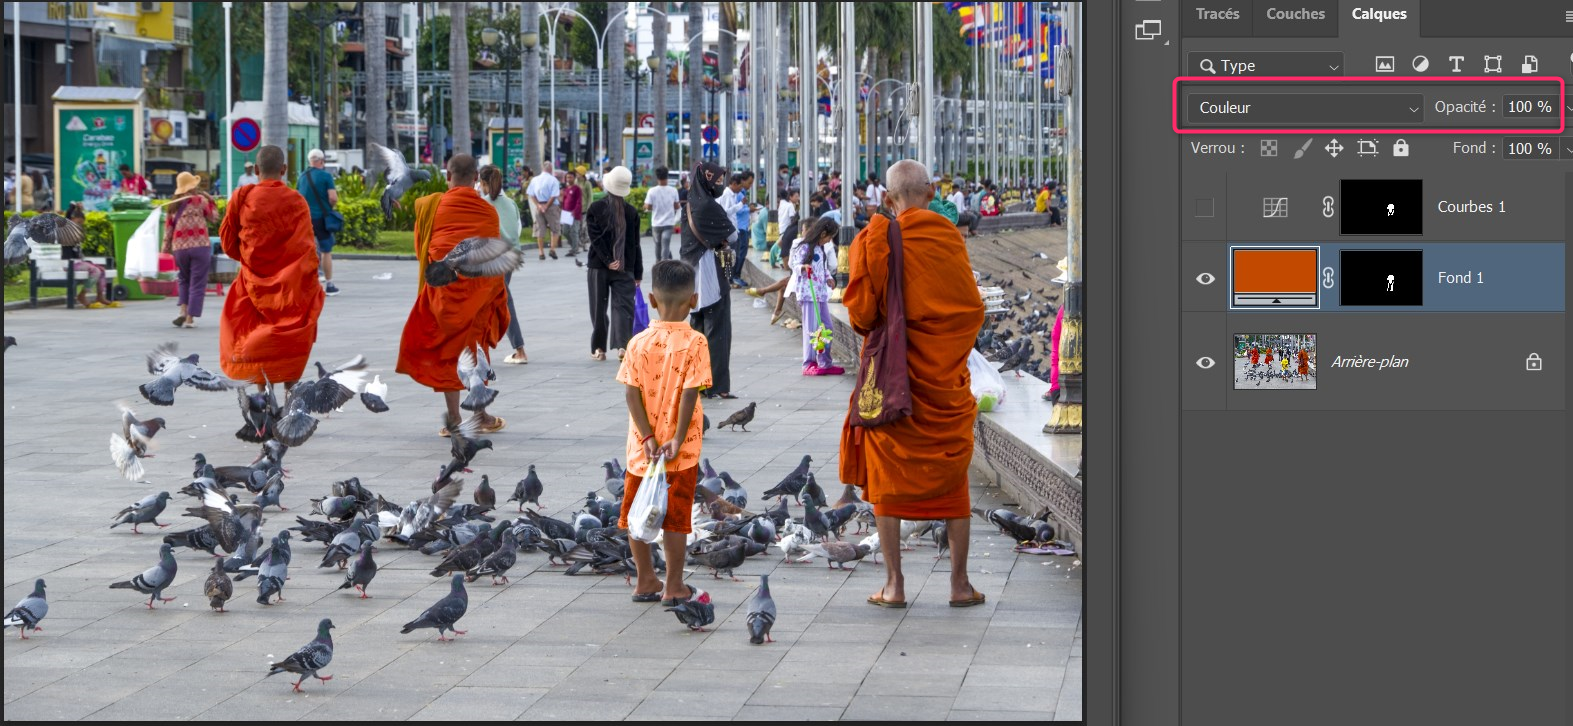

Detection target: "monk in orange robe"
[840, 160, 987, 608]
[395, 154, 509, 431]
[218, 145, 324, 387]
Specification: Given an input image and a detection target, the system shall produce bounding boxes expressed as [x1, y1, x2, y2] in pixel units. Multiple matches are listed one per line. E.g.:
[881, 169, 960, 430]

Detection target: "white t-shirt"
[948, 190, 966, 212]
[526, 172, 561, 205]
[777, 199, 798, 230]
[236, 173, 260, 188]
[645, 184, 679, 227]
[867, 183, 886, 209]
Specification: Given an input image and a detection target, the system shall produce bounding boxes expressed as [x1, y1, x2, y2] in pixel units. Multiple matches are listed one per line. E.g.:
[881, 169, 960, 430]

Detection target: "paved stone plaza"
[2, 247, 1081, 721]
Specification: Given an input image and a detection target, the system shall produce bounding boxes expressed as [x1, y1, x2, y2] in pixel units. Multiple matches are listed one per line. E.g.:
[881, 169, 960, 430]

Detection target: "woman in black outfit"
[678, 161, 739, 398]
[584, 166, 643, 361]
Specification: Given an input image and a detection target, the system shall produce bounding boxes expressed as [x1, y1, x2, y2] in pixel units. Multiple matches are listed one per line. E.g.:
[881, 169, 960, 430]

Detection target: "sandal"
[173, 315, 188, 327]
[715, 393, 738, 400]
[867, 589, 908, 608]
[477, 416, 507, 434]
[504, 352, 528, 365]
[661, 586, 695, 607]
[949, 588, 987, 608]
[591, 350, 606, 361]
[631, 591, 663, 603]
[548, 250, 558, 260]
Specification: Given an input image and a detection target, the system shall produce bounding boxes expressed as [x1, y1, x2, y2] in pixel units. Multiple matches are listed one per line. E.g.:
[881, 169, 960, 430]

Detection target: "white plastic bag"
[122, 208, 163, 280]
[627, 455, 670, 543]
[968, 349, 1008, 412]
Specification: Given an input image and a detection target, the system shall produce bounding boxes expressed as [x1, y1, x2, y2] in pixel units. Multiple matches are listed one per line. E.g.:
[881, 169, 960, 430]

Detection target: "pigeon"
[474, 475, 497, 508]
[3, 335, 14, 351]
[438, 416, 493, 486]
[4, 579, 47, 639]
[5, 211, 82, 264]
[821, 503, 859, 536]
[338, 541, 378, 598]
[688, 542, 747, 581]
[369, 141, 431, 220]
[801, 498, 835, 541]
[111, 491, 172, 533]
[761, 455, 813, 501]
[898, 519, 939, 548]
[746, 574, 776, 645]
[509, 465, 544, 511]
[204, 559, 234, 612]
[585, 491, 618, 527]
[698, 460, 724, 496]
[255, 532, 291, 605]
[762, 496, 791, 530]
[360, 374, 390, 413]
[139, 342, 243, 406]
[389, 480, 464, 545]
[266, 618, 335, 693]
[975, 507, 1039, 543]
[320, 515, 376, 569]
[523, 509, 576, 541]
[801, 541, 873, 570]
[110, 542, 179, 608]
[401, 574, 469, 641]
[109, 406, 165, 481]
[457, 347, 498, 411]
[219, 519, 264, 574]
[833, 484, 875, 534]
[274, 383, 323, 447]
[665, 587, 715, 631]
[717, 402, 758, 431]
[428, 523, 494, 577]
[932, 521, 951, 559]
[251, 471, 287, 511]
[996, 340, 1035, 378]
[184, 487, 263, 554]
[467, 530, 519, 585]
[801, 472, 828, 509]
[234, 386, 283, 443]
[424, 236, 526, 288]
[541, 536, 579, 566]
[720, 473, 748, 509]
[739, 516, 777, 546]
[164, 525, 222, 557]
[302, 355, 368, 413]
[192, 451, 279, 492]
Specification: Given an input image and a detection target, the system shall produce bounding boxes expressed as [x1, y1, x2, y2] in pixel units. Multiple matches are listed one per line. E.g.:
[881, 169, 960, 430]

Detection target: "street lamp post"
[481, 21, 538, 189]
[544, 7, 626, 168]
[646, 54, 662, 169]
[626, 61, 648, 176]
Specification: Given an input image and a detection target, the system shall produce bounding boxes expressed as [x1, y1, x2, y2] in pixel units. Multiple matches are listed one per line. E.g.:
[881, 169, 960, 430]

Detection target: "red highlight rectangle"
[1172, 76, 1566, 135]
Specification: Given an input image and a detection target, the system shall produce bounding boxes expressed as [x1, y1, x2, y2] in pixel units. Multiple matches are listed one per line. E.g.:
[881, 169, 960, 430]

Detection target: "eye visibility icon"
[1197, 272, 1216, 285]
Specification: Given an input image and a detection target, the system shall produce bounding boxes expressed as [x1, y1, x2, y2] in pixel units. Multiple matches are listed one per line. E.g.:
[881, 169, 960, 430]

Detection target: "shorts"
[616, 465, 698, 535]
[533, 201, 561, 238]
[311, 217, 336, 253]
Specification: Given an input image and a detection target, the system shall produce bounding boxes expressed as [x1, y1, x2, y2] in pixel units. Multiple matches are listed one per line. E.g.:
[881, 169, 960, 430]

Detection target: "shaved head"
[256, 145, 286, 178]
[885, 160, 935, 213]
[448, 154, 478, 187]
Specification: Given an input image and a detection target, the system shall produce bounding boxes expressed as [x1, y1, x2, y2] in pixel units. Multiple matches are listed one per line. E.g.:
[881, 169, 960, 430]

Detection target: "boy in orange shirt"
[617, 259, 712, 605]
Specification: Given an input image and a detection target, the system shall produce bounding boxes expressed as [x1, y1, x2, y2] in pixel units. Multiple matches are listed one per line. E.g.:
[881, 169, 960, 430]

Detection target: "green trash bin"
[107, 207, 166, 301]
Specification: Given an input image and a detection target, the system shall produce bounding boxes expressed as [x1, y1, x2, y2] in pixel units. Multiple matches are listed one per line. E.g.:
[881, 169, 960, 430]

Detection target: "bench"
[26, 244, 117, 310]
[742, 254, 1083, 555]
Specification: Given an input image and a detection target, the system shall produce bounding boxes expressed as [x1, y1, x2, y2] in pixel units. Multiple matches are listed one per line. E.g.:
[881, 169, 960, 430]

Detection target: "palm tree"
[261, 3, 289, 151]
[686, 0, 703, 172]
[521, 2, 541, 173]
[606, 8, 627, 167]
[364, 2, 388, 177]
[718, 3, 736, 166]
[448, 1, 471, 160]
[650, 4, 667, 169]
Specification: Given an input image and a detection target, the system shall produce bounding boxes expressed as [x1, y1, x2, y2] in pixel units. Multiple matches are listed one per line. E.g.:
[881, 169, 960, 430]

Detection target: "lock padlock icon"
[1393, 139, 1409, 157]
[1525, 353, 1542, 371]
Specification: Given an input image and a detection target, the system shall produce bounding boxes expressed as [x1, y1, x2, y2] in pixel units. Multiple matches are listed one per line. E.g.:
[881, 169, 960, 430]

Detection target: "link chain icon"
[1322, 196, 1335, 218]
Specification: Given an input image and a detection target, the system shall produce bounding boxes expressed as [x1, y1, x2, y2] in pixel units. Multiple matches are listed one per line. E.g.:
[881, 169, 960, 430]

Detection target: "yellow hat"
[174, 171, 201, 196]
[575, 164, 589, 174]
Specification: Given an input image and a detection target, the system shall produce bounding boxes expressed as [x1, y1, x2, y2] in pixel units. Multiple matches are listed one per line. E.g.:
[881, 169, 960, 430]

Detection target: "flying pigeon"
[456, 348, 499, 414]
[5, 211, 83, 265]
[425, 236, 525, 288]
[665, 587, 715, 632]
[109, 406, 165, 482]
[109, 542, 179, 608]
[204, 558, 234, 612]
[139, 342, 243, 406]
[746, 574, 776, 645]
[437, 416, 493, 486]
[3, 579, 47, 639]
[509, 465, 544, 511]
[266, 618, 335, 692]
[111, 491, 172, 533]
[369, 141, 431, 220]
[401, 574, 469, 641]
[761, 455, 813, 502]
[338, 541, 378, 598]
[718, 402, 758, 431]
[234, 385, 283, 443]
[302, 354, 368, 413]
[360, 374, 390, 413]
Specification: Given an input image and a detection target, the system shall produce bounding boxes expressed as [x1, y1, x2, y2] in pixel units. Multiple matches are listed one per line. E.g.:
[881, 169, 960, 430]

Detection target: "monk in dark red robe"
[396, 154, 509, 431]
[218, 145, 324, 386]
[840, 160, 987, 608]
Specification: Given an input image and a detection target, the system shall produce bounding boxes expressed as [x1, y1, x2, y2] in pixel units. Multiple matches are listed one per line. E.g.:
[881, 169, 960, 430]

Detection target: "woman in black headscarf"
[678, 161, 739, 398]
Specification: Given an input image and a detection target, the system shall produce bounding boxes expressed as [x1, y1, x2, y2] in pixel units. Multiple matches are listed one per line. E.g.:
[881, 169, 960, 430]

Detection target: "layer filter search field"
[1173, 77, 1566, 133]
[1187, 51, 1346, 77]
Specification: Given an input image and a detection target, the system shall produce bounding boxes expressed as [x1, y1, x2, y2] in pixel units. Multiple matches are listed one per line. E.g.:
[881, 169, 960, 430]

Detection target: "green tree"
[568, 1, 608, 69]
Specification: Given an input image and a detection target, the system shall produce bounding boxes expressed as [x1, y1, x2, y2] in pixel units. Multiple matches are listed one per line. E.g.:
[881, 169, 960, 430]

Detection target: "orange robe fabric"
[218, 179, 324, 383]
[396, 186, 508, 392]
[839, 208, 985, 519]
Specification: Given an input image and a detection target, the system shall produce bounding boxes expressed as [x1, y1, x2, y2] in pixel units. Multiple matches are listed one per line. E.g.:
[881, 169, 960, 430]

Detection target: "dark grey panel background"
[1180, 411, 1567, 725]
[1087, 1, 1118, 723]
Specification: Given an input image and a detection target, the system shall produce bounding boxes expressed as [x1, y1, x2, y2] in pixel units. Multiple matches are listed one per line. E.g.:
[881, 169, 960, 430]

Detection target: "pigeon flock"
[2, 333, 1058, 704]
[970, 229, 1070, 382]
